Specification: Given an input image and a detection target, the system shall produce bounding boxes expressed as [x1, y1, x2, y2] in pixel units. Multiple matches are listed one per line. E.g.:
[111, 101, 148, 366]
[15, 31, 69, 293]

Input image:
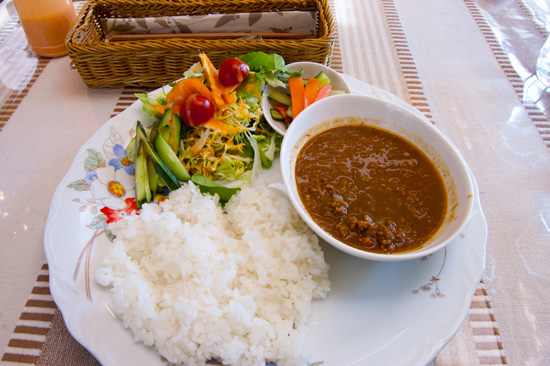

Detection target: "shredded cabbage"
[137, 53, 283, 185]
[246, 132, 262, 183]
[265, 133, 277, 161]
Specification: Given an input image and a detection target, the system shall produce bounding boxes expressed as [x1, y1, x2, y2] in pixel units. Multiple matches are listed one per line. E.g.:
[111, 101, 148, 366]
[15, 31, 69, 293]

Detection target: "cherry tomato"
[181, 94, 214, 127]
[218, 58, 250, 87]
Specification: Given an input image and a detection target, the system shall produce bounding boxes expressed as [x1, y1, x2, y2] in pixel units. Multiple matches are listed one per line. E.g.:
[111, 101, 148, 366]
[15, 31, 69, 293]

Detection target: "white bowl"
[280, 94, 474, 261]
[262, 62, 351, 136]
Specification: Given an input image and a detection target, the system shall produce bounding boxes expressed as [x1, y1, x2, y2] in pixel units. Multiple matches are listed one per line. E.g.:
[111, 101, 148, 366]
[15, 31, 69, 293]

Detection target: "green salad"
[129, 51, 301, 207]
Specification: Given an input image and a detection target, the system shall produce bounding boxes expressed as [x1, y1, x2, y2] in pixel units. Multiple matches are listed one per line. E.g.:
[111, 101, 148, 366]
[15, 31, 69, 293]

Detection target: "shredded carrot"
[314, 84, 332, 102]
[203, 118, 246, 136]
[288, 77, 305, 118]
[199, 53, 237, 109]
[303, 78, 320, 108]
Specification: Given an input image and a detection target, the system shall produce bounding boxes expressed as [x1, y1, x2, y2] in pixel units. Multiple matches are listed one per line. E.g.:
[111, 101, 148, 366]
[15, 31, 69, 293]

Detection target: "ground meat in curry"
[295, 124, 447, 254]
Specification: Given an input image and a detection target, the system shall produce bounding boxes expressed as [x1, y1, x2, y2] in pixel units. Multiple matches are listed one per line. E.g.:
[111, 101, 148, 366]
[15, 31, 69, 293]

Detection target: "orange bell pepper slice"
[150, 103, 167, 115]
[198, 53, 237, 109]
[288, 77, 305, 118]
[166, 78, 213, 115]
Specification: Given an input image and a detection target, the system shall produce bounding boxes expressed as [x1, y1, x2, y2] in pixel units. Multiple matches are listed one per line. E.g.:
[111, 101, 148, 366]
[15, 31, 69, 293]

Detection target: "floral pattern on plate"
[67, 127, 138, 300]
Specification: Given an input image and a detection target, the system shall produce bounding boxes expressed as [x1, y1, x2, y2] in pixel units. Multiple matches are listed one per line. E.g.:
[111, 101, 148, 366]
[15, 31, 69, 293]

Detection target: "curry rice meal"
[295, 124, 447, 254]
[96, 179, 330, 366]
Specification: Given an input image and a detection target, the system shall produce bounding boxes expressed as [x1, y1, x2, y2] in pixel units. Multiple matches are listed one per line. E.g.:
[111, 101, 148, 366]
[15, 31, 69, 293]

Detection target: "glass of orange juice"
[14, 0, 77, 57]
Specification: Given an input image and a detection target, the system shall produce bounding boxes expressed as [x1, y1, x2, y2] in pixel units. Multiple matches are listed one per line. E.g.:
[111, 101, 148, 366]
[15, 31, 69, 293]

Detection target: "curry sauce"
[296, 124, 447, 254]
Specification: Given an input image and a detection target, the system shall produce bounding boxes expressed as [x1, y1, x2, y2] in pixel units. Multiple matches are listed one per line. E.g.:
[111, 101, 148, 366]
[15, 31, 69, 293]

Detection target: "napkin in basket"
[101, 11, 317, 40]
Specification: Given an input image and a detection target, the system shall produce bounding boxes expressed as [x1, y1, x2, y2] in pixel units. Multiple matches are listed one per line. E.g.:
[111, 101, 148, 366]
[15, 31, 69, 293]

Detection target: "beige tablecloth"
[1, 0, 549, 365]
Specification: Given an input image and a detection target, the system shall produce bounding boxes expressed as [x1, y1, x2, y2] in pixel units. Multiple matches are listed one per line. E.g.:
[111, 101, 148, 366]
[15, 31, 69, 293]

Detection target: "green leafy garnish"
[191, 173, 241, 205]
[238, 52, 301, 88]
[236, 72, 265, 100]
[253, 134, 281, 169]
[135, 93, 167, 118]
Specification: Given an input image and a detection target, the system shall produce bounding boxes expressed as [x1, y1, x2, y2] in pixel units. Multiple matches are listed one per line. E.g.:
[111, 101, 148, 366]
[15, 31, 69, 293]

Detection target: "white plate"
[44, 75, 487, 366]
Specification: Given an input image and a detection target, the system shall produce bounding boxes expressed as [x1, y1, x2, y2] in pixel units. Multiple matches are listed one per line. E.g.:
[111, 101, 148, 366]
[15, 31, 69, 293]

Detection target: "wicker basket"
[65, 0, 335, 88]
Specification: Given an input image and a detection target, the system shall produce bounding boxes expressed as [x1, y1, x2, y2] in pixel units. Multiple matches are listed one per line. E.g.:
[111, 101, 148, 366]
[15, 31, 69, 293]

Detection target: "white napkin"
[101, 11, 317, 39]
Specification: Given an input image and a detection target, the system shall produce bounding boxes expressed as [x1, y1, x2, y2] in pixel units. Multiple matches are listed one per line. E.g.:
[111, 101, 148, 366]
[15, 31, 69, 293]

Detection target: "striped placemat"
[469, 281, 507, 365]
[0, 14, 50, 133]
[1, 0, 530, 364]
[464, 0, 550, 149]
[380, 0, 434, 122]
[1, 265, 100, 366]
[1, 265, 54, 365]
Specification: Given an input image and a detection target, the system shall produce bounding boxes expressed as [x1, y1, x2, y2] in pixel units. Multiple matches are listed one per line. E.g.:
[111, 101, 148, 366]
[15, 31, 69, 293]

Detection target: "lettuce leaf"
[191, 173, 241, 205]
[238, 52, 302, 88]
[135, 93, 166, 118]
[236, 72, 265, 100]
[253, 134, 281, 169]
[238, 52, 282, 73]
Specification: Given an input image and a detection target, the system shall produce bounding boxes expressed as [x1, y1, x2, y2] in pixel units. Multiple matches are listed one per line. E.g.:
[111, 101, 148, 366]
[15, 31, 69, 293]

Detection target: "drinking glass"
[13, 0, 77, 57]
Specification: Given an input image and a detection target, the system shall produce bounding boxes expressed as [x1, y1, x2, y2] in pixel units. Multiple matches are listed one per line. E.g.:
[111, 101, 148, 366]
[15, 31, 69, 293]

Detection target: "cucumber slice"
[156, 106, 181, 153]
[136, 121, 180, 191]
[270, 108, 285, 121]
[154, 133, 190, 182]
[286, 105, 293, 118]
[329, 89, 346, 96]
[135, 149, 151, 209]
[315, 71, 331, 87]
[268, 90, 291, 106]
[147, 158, 159, 193]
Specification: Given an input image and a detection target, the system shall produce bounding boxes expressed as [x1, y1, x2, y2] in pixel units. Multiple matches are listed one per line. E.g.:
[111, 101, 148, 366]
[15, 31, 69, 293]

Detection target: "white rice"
[95, 179, 330, 366]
